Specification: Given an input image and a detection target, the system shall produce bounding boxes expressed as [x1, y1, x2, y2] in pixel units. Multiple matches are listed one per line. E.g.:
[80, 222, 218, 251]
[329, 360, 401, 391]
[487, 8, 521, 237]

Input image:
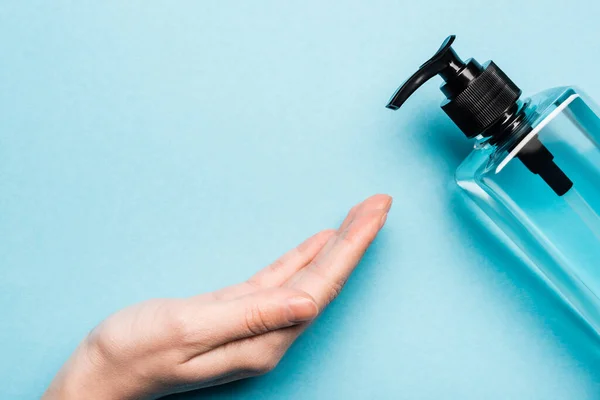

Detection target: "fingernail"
[384, 196, 393, 211]
[376, 196, 392, 213]
[286, 296, 319, 322]
[357, 196, 392, 218]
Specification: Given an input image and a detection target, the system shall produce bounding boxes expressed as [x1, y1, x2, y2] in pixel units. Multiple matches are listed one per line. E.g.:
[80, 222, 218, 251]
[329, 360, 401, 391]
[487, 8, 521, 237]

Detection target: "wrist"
[43, 337, 142, 400]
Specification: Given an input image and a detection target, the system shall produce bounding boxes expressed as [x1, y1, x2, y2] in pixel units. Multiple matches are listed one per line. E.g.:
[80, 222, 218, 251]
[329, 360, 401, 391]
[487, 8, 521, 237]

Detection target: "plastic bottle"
[386, 35, 600, 333]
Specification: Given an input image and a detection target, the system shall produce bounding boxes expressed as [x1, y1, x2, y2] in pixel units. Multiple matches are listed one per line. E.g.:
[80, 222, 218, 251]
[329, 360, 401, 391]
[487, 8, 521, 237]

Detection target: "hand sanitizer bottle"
[386, 35, 600, 333]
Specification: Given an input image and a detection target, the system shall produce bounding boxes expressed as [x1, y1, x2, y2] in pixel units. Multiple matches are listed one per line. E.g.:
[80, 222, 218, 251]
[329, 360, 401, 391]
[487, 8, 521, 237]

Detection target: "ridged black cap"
[386, 35, 522, 139]
[441, 62, 521, 138]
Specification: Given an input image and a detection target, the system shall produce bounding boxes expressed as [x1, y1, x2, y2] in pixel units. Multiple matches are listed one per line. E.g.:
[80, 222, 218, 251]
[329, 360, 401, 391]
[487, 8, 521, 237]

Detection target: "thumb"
[201, 288, 319, 347]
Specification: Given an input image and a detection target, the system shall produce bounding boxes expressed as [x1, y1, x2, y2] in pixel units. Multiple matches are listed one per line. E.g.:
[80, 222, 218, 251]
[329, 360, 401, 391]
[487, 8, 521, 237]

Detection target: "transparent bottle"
[386, 36, 600, 333]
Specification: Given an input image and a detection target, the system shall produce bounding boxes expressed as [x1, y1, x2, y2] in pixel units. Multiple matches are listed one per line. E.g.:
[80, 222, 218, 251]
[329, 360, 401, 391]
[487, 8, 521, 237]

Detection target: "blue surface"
[2, 1, 600, 399]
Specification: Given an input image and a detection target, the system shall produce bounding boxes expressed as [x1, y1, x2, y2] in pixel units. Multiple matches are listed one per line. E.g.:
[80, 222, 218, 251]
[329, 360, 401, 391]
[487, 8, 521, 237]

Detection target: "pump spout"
[386, 35, 465, 110]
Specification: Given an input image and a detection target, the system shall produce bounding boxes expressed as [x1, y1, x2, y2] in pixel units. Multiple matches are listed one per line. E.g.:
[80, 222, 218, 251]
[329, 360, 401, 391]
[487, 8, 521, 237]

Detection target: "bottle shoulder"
[456, 85, 587, 181]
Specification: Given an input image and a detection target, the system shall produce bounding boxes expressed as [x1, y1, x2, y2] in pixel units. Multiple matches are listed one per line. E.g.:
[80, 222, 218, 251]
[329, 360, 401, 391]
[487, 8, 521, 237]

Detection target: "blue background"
[2, 1, 600, 399]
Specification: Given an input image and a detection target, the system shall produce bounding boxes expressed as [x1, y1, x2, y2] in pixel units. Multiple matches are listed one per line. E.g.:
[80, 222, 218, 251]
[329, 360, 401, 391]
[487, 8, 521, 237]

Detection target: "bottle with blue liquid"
[387, 36, 600, 333]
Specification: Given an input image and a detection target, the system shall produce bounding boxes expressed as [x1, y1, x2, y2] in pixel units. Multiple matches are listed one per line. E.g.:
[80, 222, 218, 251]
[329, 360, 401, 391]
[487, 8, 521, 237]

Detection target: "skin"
[43, 194, 392, 400]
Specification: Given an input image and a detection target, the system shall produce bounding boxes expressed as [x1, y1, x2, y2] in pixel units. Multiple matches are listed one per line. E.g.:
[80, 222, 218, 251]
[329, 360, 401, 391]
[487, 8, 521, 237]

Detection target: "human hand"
[43, 194, 392, 400]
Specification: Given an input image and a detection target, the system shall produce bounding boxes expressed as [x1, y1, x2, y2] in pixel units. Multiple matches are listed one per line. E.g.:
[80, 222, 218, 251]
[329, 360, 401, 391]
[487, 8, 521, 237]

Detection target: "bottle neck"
[477, 98, 574, 196]
[484, 99, 531, 147]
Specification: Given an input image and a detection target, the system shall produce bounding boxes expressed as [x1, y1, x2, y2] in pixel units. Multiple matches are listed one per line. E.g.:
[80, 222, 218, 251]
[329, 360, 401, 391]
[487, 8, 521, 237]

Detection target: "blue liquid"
[564, 189, 600, 243]
[456, 87, 600, 334]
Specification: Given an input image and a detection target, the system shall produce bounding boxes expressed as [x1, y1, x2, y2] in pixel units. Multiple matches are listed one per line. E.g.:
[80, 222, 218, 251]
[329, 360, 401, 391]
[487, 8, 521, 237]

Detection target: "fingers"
[248, 229, 336, 288]
[193, 229, 335, 301]
[203, 229, 335, 303]
[192, 288, 319, 349]
[193, 194, 389, 312]
[286, 194, 392, 308]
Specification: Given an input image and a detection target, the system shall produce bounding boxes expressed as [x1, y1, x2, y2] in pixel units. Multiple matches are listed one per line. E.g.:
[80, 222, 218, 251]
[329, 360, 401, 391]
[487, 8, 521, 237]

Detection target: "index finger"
[285, 194, 391, 309]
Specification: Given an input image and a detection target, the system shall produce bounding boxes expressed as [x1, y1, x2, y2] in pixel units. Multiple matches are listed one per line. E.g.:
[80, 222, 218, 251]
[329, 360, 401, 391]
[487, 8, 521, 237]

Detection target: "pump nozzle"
[386, 35, 521, 138]
[386, 35, 466, 110]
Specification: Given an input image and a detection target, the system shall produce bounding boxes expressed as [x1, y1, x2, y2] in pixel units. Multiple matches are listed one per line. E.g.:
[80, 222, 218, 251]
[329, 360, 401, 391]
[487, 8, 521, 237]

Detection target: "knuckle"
[325, 280, 344, 303]
[307, 267, 345, 304]
[87, 324, 121, 361]
[248, 350, 281, 375]
[296, 240, 311, 253]
[245, 277, 263, 290]
[244, 304, 271, 336]
[339, 228, 359, 246]
[269, 257, 287, 272]
[164, 305, 194, 340]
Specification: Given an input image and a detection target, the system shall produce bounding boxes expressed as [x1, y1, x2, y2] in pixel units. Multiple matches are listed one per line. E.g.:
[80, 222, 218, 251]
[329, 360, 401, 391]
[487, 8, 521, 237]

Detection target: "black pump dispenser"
[386, 35, 522, 139]
[386, 35, 574, 197]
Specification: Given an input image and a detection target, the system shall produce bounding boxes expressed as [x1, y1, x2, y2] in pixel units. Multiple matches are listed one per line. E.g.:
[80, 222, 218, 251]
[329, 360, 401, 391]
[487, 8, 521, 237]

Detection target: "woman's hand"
[43, 194, 392, 400]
